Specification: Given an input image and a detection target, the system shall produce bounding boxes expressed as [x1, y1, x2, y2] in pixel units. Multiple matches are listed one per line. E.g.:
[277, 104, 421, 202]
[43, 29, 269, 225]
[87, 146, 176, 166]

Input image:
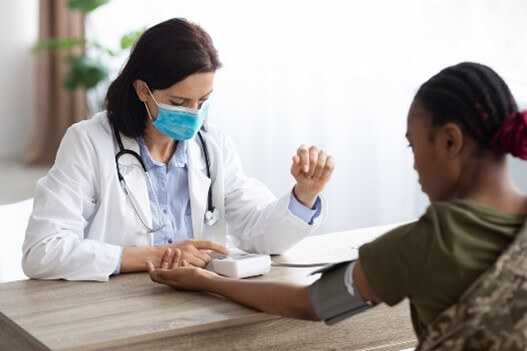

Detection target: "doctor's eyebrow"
[169, 90, 213, 101]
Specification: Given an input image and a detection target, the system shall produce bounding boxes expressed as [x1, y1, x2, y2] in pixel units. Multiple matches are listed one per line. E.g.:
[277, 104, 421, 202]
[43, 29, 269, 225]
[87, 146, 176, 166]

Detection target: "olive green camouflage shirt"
[359, 199, 526, 337]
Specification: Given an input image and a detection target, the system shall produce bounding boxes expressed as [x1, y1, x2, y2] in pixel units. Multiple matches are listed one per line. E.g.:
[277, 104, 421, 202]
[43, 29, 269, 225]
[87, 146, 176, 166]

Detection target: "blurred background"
[1, 0, 526, 237]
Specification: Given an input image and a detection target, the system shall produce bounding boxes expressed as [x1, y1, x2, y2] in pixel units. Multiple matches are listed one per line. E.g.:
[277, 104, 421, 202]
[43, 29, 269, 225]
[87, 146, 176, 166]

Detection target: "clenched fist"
[291, 145, 334, 208]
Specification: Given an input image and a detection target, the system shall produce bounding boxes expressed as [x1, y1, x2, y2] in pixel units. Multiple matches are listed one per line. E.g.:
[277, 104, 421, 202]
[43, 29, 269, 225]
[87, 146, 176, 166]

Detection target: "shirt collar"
[138, 136, 188, 169]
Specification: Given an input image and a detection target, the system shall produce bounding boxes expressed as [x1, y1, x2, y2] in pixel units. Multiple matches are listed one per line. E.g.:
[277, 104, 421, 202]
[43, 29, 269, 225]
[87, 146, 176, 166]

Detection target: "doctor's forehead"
[165, 72, 215, 99]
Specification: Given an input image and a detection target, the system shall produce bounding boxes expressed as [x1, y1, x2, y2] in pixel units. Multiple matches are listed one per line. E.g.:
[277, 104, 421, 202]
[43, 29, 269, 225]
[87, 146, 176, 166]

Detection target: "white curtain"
[86, 0, 527, 234]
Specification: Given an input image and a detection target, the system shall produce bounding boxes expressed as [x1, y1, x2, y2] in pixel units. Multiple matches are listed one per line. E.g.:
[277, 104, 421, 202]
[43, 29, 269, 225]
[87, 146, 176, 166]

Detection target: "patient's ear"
[438, 122, 464, 158]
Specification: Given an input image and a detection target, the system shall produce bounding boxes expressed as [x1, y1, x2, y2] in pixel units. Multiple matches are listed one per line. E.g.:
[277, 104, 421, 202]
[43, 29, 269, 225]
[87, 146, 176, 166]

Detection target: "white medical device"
[211, 251, 271, 278]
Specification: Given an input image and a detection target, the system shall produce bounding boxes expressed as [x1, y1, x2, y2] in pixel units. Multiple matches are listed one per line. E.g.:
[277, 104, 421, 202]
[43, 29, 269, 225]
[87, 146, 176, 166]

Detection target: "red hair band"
[491, 111, 527, 160]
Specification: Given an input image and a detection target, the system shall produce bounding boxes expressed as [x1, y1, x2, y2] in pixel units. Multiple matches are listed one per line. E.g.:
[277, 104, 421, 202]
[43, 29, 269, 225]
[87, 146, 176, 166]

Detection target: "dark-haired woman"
[146, 62, 527, 340]
[22, 18, 334, 281]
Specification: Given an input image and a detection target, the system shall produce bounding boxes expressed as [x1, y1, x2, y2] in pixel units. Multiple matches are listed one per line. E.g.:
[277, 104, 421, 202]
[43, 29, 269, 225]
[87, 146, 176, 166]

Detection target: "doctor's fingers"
[180, 251, 210, 268]
[290, 155, 303, 178]
[185, 243, 214, 264]
[296, 145, 311, 173]
[189, 240, 230, 256]
[306, 147, 321, 178]
[171, 241, 214, 263]
[321, 155, 335, 178]
[312, 151, 328, 178]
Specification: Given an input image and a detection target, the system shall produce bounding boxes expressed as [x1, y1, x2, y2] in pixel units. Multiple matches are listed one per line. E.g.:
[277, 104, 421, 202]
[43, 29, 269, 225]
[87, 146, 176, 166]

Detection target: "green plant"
[32, 0, 144, 93]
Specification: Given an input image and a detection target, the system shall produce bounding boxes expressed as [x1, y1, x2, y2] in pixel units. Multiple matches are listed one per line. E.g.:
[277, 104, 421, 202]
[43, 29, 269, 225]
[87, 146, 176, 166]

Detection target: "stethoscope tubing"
[112, 124, 219, 233]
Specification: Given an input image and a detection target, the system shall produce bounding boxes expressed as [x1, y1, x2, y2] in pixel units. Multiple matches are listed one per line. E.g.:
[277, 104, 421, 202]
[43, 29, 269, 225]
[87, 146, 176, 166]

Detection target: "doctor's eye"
[169, 99, 185, 106]
[198, 99, 208, 108]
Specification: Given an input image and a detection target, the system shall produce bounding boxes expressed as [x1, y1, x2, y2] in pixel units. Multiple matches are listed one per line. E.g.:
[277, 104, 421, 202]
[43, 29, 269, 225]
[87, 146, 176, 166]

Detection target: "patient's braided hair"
[414, 62, 527, 160]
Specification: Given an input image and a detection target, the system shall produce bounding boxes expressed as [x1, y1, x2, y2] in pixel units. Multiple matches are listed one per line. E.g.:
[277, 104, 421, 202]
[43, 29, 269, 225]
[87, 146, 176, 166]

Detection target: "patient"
[145, 62, 527, 340]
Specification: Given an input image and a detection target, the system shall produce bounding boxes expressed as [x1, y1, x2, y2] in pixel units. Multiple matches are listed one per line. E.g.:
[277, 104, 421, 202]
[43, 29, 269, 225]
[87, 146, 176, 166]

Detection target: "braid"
[414, 62, 520, 153]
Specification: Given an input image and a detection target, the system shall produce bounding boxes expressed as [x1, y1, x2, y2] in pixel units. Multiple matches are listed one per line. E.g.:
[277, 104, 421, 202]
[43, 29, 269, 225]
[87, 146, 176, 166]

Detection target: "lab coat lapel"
[187, 137, 209, 240]
[116, 132, 153, 243]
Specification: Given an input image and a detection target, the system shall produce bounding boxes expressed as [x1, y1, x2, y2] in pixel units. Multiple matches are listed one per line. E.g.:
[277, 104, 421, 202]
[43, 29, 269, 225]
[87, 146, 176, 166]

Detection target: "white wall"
[511, 158, 527, 191]
[0, 1, 38, 159]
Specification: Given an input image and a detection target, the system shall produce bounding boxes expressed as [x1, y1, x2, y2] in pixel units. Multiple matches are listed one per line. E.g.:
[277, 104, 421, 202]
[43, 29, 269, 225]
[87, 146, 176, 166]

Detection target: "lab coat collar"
[186, 136, 207, 171]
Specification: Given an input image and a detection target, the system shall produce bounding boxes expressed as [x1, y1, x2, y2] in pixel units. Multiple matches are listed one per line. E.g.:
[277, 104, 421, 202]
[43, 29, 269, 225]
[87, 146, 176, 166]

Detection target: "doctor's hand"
[122, 241, 228, 273]
[291, 145, 334, 208]
[163, 239, 229, 268]
[146, 249, 218, 291]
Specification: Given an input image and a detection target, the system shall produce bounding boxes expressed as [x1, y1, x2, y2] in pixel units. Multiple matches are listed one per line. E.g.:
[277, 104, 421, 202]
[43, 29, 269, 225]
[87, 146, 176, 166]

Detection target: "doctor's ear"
[133, 79, 150, 102]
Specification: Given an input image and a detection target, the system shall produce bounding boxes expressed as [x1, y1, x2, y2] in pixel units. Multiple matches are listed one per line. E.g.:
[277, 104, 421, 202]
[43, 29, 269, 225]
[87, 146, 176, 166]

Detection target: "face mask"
[144, 85, 209, 140]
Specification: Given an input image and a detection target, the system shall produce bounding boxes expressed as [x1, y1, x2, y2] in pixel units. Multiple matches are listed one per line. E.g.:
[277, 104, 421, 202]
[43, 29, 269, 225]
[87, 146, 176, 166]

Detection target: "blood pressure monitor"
[211, 251, 272, 278]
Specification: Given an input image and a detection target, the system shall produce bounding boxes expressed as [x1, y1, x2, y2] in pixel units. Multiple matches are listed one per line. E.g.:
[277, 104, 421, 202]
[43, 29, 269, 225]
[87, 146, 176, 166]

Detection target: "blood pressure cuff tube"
[308, 260, 374, 325]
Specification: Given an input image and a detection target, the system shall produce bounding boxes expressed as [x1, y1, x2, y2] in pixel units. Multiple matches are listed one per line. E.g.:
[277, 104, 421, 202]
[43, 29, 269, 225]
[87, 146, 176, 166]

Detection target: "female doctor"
[22, 18, 334, 281]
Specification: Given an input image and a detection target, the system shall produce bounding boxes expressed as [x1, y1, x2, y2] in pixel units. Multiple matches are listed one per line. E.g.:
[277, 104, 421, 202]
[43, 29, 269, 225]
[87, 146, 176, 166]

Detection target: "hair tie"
[491, 111, 527, 160]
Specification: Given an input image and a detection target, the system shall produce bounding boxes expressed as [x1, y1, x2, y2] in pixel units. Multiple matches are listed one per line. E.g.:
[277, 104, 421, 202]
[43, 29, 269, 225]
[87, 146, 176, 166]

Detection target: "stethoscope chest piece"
[204, 207, 220, 226]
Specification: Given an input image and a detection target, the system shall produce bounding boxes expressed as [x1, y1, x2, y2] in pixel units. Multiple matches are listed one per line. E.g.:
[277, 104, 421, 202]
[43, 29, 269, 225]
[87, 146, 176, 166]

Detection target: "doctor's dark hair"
[414, 62, 527, 160]
[106, 18, 221, 138]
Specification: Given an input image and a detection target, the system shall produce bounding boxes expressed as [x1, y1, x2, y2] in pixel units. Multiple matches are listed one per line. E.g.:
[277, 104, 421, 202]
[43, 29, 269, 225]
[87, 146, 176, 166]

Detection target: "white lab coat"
[22, 112, 327, 281]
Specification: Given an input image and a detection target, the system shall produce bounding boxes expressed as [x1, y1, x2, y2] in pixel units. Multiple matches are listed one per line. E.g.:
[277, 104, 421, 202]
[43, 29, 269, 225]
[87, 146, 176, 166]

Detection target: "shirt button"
[163, 209, 168, 214]
[168, 239, 173, 244]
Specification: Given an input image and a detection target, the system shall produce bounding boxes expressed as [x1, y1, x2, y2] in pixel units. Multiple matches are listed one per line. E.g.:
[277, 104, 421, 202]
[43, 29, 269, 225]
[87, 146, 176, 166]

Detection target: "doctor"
[22, 18, 334, 281]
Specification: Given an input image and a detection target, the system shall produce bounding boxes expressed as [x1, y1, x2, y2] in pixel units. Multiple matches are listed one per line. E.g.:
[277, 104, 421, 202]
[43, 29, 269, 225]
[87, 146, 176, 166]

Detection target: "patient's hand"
[146, 248, 219, 291]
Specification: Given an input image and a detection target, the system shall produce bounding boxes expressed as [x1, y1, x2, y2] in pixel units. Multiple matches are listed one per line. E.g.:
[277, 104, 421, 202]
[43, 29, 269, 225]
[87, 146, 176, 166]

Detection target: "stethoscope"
[112, 125, 220, 233]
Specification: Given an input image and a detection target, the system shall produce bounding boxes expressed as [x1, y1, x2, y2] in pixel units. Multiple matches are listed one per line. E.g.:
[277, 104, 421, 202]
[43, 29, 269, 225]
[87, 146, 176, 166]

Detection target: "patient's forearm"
[204, 277, 320, 321]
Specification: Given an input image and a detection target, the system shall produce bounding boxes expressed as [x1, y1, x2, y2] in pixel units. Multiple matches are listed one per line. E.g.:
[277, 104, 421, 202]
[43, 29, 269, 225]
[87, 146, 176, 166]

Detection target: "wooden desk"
[0, 224, 417, 351]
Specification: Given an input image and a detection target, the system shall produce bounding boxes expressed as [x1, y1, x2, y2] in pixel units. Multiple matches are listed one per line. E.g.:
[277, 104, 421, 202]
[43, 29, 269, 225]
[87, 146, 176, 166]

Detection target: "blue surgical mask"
[144, 85, 209, 140]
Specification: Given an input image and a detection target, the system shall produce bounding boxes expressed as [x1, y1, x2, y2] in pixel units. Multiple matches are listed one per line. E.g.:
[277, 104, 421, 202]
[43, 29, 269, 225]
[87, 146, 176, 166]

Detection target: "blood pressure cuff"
[308, 260, 374, 325]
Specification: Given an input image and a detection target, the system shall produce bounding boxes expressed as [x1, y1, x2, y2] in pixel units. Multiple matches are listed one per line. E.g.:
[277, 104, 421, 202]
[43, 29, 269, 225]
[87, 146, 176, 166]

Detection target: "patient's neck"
[456, 157, 527, 215]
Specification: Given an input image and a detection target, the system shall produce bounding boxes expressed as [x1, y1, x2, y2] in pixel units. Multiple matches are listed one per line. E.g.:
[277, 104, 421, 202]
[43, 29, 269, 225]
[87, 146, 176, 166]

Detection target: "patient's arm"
[147, 258, 318, 320]
[354, 260, 381, 303]
[146, 250, 380, 322]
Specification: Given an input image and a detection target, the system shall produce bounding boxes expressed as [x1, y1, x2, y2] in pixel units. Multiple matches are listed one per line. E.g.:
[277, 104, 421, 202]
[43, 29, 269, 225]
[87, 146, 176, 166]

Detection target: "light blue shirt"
[140, 137, 193, 246]
[112, 137, 322, 275]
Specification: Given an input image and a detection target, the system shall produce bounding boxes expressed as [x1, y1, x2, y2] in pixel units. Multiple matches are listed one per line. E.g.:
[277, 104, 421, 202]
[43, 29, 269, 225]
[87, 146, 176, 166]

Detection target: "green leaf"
[67, 0, 110, 13]
[63, 55, 108, 90]
[120, 28, 146, 50]
[89, 41, 117, 57]
[32, 38, 85, 53]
